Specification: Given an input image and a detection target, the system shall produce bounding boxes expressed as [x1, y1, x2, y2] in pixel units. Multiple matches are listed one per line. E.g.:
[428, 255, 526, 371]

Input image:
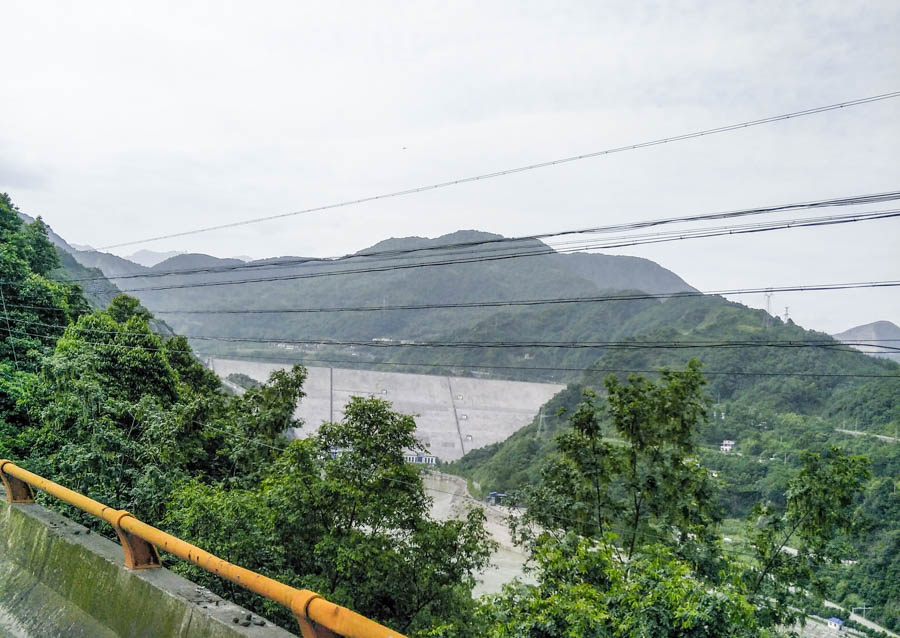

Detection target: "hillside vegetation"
[446, 300, 899, 628]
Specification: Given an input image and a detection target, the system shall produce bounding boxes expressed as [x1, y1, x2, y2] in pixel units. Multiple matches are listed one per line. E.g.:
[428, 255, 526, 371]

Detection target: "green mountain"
[66, 231, 696, 360]
[448, 295, 898, 493]
[15, 210, 121, 308]
[51, 248, 121, 308]
[443, 297, 899, 631]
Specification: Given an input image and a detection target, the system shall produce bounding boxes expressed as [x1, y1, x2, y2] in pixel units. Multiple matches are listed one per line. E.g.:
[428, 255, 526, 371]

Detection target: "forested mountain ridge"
[445, 298, 899, 629]
[61, 230, 695, 357]
[15, 209, 121, 308]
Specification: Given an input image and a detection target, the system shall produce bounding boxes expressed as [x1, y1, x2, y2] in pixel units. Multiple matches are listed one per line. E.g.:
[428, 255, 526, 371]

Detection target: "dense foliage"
[0, 195, 494, 637]
[477, 364, 871, 637]
[449, 356, 898, 628]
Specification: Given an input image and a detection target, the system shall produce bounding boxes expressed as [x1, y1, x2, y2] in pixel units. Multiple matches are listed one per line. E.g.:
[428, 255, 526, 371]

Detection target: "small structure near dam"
[208, 359, 566, 462]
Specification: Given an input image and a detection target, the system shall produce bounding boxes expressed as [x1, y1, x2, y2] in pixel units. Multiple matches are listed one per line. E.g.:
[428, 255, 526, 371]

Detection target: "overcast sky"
[1, 1, 898, 335]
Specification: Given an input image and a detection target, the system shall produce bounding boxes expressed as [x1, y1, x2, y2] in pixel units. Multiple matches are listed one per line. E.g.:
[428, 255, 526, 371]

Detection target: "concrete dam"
[209, 360, 566, 462]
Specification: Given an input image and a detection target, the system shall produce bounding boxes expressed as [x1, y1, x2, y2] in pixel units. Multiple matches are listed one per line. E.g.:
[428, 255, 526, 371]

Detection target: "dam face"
[209, 360, 565, 461]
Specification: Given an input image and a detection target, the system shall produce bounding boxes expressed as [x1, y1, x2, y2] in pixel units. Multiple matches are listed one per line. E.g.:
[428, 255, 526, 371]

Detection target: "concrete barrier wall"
[0, 500, 294, 638]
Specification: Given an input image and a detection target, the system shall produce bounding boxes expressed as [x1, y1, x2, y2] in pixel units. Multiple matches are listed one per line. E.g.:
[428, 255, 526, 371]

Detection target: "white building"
[403, 453, 437, 465]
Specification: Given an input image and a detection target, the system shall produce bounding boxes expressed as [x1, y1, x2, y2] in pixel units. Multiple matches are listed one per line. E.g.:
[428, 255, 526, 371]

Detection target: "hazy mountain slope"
[833, 320, 900, 361]
[553, 252, 696, 295]
[16, 211, 77, 253]
[58, 231, 698, 352]
[73, 249, 149, 277]
[151, 253, 246, 271]
[13, 211, 121, 308]
[52, 249, 121, 308]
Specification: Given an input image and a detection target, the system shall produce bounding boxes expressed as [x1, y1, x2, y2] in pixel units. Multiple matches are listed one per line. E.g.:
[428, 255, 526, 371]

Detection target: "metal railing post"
[0, 461, 34, 503]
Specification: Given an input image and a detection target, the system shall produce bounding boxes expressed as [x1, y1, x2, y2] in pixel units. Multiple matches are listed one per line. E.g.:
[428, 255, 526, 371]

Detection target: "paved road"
[835, 428, 899, 443]
[424, 472, 530, 595]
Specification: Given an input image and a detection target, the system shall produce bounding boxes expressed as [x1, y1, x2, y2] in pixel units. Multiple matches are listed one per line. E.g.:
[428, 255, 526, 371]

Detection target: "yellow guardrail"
[0, 460, 405, 638]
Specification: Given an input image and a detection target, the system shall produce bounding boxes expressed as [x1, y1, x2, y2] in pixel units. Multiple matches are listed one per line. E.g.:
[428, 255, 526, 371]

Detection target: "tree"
[513, 361, 721, 575]
[106, 293, 152, 324]
[744, 447, 870, 628]
[166, 396, 496, 636]
[484, 361, 870, 637]
[0, 194, 87, 438]
[479, 534, 760, 638]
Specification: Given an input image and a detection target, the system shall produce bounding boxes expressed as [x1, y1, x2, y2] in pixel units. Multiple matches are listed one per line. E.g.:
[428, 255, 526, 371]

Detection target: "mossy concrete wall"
[0, 499, 296, 638]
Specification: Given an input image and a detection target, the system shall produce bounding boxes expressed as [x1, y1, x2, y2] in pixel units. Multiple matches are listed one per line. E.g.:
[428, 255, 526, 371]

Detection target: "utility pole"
[329, 367, 334, 423]
[764, 291, 773, 329]
[851, 604, 871, 619]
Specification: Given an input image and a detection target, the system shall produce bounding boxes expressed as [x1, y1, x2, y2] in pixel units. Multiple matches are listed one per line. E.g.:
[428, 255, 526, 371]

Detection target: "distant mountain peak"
[151, 253, 245, 271]
[358, 230, 509, 255]
[832, 320, 900, 361]
[126, 249, 187, 268]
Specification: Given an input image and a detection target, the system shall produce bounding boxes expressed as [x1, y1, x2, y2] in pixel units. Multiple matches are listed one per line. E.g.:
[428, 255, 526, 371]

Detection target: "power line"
[58, 190, 900, 284]
[144, 280, 899, 315]
[6, 323, 898, 378]
[7, 318, 900, 352]
[201, 352, 900, 379]
[69, 209, 900, 294]
[98, 91, 900, 250]
[7, 278, 900, 317]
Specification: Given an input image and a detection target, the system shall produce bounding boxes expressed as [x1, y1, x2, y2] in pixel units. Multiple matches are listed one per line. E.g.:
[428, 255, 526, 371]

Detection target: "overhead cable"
[6, 279, 900, 317]
[5, 326, 898, 379]
[67, 208, 900, 294]
[98, 91, 900, 249]
[7, 318, 899, 352]
[58, 190, 900, 284]
[147, 280, 900, 315]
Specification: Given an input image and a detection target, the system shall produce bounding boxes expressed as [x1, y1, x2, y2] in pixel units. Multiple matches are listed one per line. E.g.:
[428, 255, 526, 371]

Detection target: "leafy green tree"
[479, 534, 761, 638]
[0, 193, 88, 440]
[106, 293, 152, 324]
[514, 361, 721, 575]
[744, 447, 871, 628]
[0, 193, 84, 374]
[166, 396, 496, 636]
[21, 216, 60, 276]
[484, 362, 870, 636]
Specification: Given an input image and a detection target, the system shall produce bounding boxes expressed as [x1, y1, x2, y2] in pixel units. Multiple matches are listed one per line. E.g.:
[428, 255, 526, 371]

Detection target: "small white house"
[720, 440, 735, 453]
[826, 617, 844, 631]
